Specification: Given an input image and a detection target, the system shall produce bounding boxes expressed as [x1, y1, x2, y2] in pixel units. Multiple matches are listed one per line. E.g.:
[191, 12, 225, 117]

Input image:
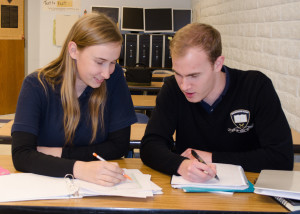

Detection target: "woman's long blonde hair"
[37, 13, 123, 144]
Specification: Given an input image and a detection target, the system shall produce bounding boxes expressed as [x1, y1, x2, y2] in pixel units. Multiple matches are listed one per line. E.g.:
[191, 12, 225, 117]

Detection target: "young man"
[140, 23, 294, 183]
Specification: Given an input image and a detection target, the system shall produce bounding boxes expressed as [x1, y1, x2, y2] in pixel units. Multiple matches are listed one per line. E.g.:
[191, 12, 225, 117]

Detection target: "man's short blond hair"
[170, 23, 222, 65]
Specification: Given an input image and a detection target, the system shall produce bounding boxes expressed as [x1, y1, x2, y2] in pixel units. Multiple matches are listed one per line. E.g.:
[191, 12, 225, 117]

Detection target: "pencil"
[92, 153, 132, 180]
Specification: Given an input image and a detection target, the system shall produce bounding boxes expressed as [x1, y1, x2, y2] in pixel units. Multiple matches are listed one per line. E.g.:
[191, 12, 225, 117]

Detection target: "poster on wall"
[54, 14, 79, 46]
[0, 0, 23, 40]
[42, 0, 80, 11]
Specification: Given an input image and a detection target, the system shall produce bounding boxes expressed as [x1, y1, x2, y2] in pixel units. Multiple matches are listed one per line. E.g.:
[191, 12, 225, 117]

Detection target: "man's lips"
[184, 92, 195, 98]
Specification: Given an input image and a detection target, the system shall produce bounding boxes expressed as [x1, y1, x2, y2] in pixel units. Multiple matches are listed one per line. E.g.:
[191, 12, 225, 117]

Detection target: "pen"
[92, 153, 132, 180]
[191, 150, 220, 181]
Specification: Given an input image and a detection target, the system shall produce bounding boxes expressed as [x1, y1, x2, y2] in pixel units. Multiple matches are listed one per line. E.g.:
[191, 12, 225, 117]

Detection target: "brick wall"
[192, 0, 300, 132]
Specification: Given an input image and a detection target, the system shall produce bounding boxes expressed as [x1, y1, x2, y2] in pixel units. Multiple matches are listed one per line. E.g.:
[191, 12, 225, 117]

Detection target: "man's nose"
[180, 77, 190, 91]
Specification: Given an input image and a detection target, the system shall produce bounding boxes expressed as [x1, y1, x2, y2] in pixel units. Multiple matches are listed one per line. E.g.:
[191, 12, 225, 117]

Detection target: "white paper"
[0, 169, 162, 202]
[171, 163, 248, 190]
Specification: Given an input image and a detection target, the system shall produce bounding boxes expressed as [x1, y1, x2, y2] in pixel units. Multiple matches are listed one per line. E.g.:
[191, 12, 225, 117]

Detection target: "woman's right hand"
[73, 161, 126, 186]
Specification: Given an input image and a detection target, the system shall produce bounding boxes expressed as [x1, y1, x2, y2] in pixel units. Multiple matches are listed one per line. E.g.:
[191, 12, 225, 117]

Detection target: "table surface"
[131, 95, 156, 109]
[130, 123, 147, 142]
[0, 120, 13, 139]
[127, 82, 164, 91]
[1, 155, 299, 213]
[152, 74, 173, 78]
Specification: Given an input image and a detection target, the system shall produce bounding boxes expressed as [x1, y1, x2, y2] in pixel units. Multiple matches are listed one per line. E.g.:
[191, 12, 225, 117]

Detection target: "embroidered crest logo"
[228, 109, 253, 133]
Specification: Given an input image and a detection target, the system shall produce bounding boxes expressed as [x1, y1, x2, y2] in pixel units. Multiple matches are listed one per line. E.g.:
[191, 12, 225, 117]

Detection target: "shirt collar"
[200, 65, 230, 113]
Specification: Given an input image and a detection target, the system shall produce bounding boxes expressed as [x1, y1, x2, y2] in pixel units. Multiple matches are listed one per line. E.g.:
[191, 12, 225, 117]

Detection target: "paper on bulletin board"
[42, 0, 80, 11]
[55, 14, 79, 46]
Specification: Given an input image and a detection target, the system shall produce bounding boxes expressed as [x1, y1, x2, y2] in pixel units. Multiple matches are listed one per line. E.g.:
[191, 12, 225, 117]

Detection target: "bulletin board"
[0, 0, 23, 40]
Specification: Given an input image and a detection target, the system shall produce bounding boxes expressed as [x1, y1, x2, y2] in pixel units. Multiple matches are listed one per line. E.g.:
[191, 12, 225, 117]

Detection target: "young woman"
[12, 13, 137, 186]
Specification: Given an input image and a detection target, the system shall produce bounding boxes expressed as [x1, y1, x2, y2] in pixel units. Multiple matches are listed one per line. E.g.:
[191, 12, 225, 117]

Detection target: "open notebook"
[0, 169, 162, 202]
[171, 163, 249, 192]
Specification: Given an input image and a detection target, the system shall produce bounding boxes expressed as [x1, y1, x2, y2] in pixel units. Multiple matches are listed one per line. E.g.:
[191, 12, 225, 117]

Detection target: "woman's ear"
[68, 41, 78, 60]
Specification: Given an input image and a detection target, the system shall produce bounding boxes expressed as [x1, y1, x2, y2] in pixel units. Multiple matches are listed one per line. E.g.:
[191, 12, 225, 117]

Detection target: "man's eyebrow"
[174, 71, 200, 77]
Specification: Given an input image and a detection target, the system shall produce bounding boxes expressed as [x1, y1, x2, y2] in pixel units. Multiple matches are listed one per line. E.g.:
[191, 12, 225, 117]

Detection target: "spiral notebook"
[0, 169, 162, 202]
[273, 196, 300, 211]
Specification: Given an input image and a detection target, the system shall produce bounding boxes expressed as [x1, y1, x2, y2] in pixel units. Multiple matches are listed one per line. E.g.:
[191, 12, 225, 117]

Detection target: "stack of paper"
[171, 163, 250, 192]
[76, 169, 162, 198]
[0, 169, 162, 202]
[254, 170, 300, 200]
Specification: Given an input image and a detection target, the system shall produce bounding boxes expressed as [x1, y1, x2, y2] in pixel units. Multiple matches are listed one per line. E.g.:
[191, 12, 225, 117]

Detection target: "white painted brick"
[284, 111, 300, 132]
[272, 22, 288, 39]
[263, 6, 282, 22]
[272, 21, 300, 40]
[281, 2, 300, 20]
[198, 0, 224, 9]
[277, 91, 289, 108]
[227, 13, 240, 25]
[238, 24, 257, 37]
[246, 37, 263, 52]
[269, 56, 290, 74]
[278, 92, 298, 115]
[295, 97, 300, 117]
[228, 25, 240, 36]
[262, 39, 281, 56]
[288, 59, 300, 77]
[251, 52, 271, 70]
[237, 10, 264, 23]
[277, 74, 299, 96]
[258, 0, 291, 8]
[280, 40, 300, 59]
[257, 23, 272, 38]
[236, 0, 258, 10]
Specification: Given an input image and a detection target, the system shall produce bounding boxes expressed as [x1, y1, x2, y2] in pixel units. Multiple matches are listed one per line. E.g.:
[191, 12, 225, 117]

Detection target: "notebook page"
[171, 163, 248, 190]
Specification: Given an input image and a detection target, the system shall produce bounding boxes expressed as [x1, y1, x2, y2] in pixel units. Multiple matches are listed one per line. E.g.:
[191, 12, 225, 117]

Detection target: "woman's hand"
[73, 161, 126, 186]
[37, 146, 62, 157]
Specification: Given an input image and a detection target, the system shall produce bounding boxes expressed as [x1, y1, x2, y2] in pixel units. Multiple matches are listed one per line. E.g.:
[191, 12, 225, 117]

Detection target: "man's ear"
[68, 41, 78, 60]
[214, 56, 225, 72]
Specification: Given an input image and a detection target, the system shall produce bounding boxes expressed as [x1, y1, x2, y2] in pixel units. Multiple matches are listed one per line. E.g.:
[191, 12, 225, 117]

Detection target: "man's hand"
[181, 148, 212, 163]
[178, 148, 216, 183]
[177, 159, 217, 183]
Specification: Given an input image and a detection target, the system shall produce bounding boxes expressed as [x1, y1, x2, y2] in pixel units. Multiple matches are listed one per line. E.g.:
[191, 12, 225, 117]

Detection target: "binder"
[254, 170, 300, 200]
[0, 169, 162, 202]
